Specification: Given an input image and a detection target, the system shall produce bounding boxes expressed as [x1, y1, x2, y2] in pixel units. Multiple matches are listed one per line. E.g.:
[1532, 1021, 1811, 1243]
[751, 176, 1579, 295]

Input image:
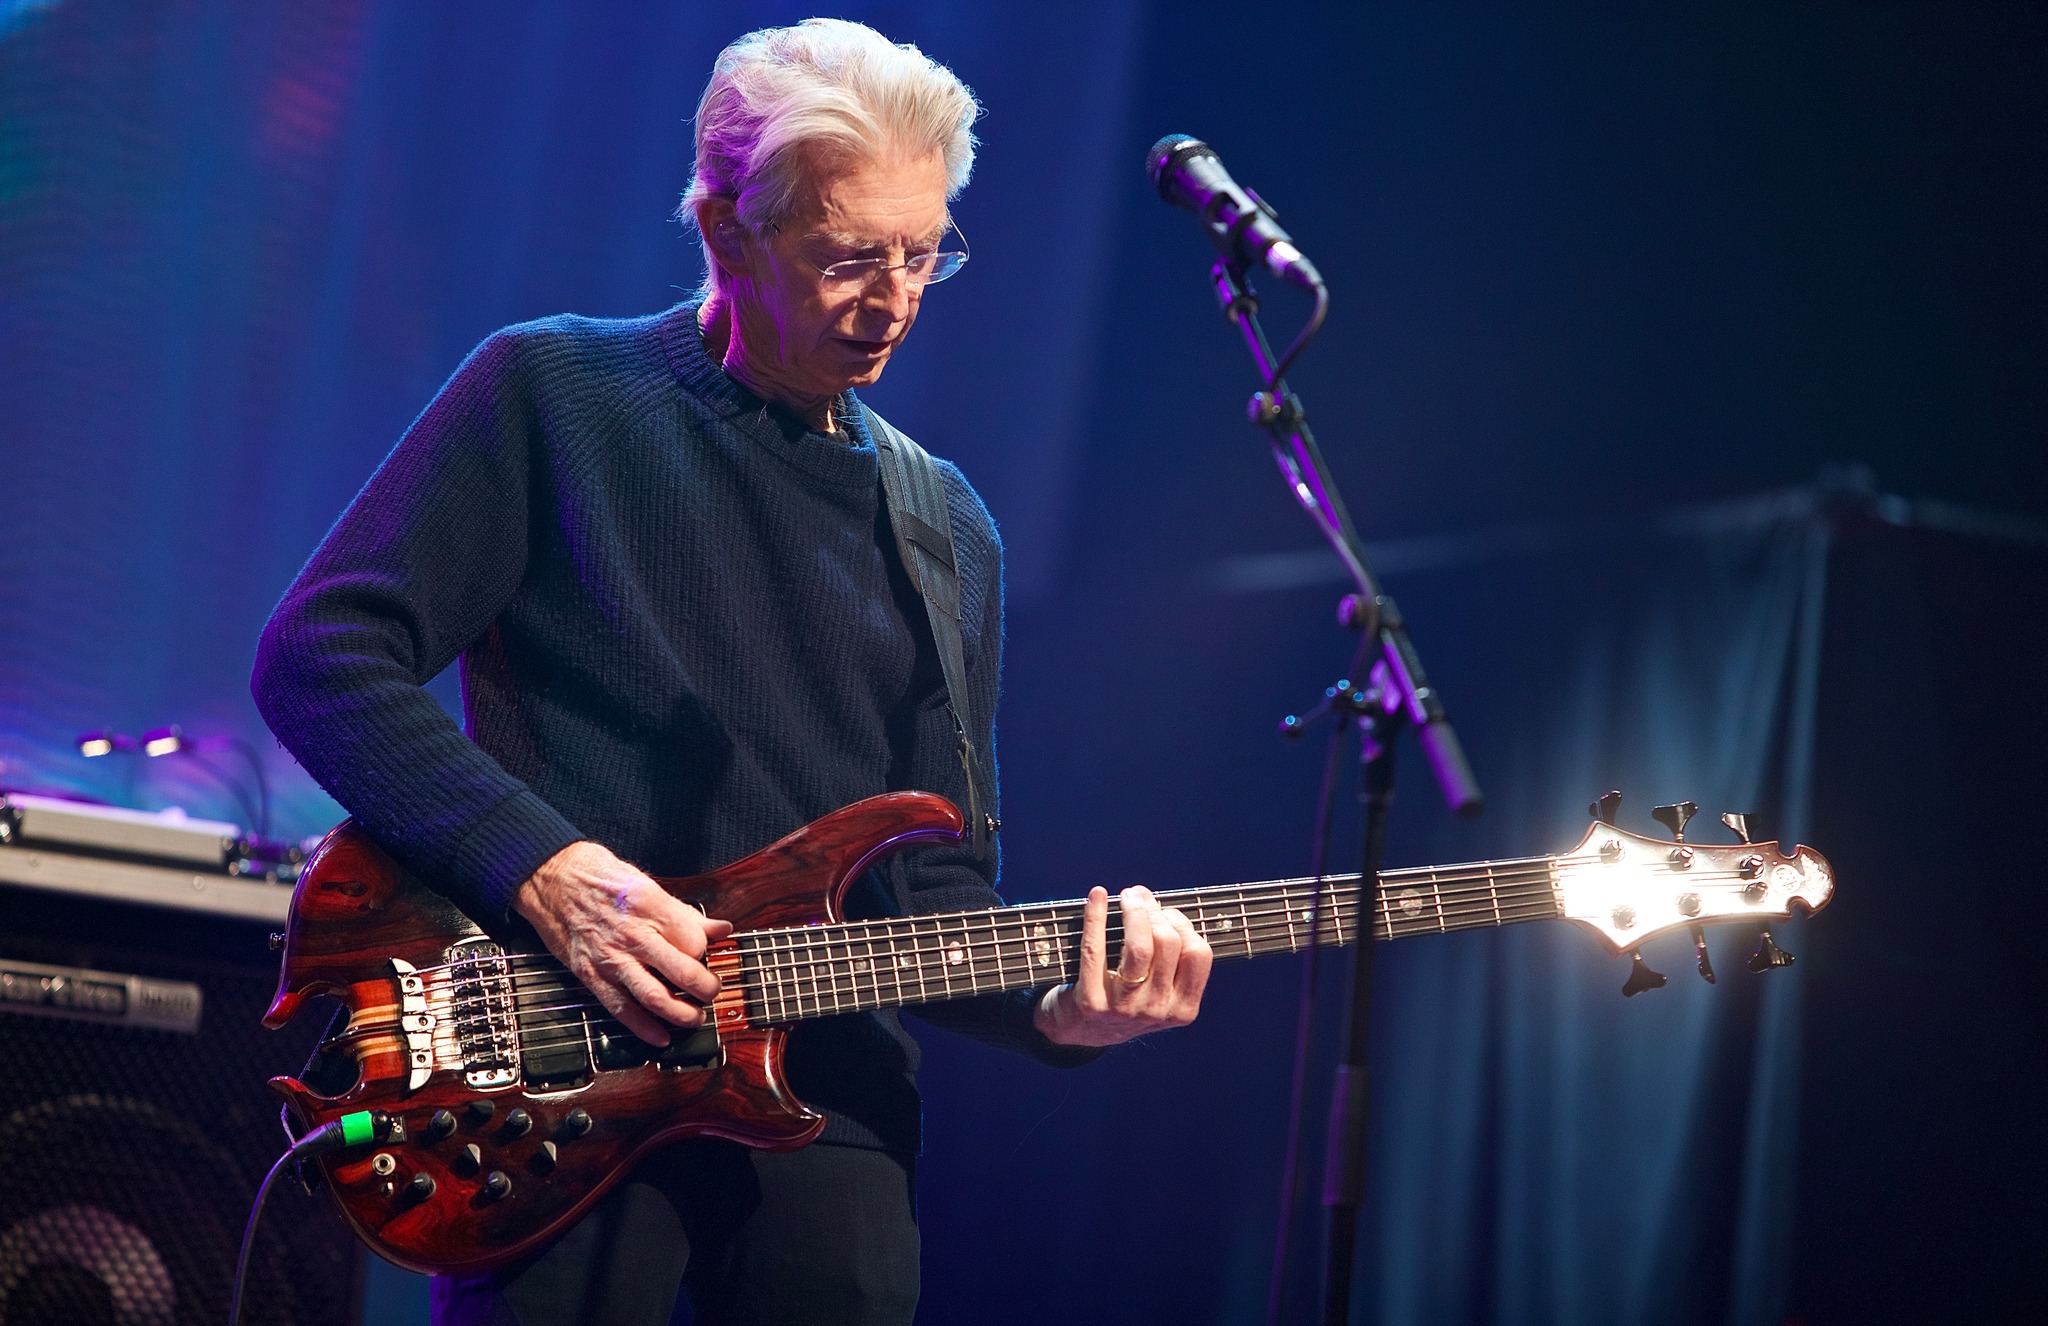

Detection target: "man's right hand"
[513, 841, 732, 1047]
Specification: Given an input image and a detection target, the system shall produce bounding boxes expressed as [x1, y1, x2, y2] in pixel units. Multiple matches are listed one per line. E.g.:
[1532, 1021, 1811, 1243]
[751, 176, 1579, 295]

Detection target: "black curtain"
[916, 489, 2048, 1325]
[1795, 509, 2048, 1324]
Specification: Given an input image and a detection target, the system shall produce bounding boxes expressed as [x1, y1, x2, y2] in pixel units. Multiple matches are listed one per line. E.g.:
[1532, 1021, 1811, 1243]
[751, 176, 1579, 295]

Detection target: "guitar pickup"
[591, 1023, 722, 1074]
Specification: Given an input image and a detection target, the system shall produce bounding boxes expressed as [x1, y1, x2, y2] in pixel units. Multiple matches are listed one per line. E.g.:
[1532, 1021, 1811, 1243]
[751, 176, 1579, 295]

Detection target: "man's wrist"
[513, 839, 591, 923]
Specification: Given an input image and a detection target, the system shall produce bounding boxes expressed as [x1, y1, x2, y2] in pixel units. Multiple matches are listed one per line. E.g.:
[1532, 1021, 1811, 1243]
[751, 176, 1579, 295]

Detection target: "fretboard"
[734, 856, 1561, 1026]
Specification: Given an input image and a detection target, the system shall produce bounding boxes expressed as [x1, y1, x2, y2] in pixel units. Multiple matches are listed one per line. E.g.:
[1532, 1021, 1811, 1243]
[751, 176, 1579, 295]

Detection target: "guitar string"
[433, 873, 1568, 994]
[416, 869, 1724, 1032]
[391, 861, 1581, 979]
[462, 898, 1566, 1013]
[461, 893, 1579, 1053]
[487, 913, 1588, 1059]
[446, 896, 1680, 1062]
[398, 870, 1775, 1055]
[417, 865, 1565, 984]
[494, 902, 1577, 1033]
[612, 864, 1747, 961]
[419, 868, 1735, 1027]
[397, 850, 1776, 982]
[456, 889, 1570, 1041]
[421, 864, 1756, 1001]
[407, 860, 1753, 1037]
[359, 899, 1786, 1066]
[712, 864, 1753, 971]
[728, 897, 1574, 1015]
[419, 875, 1566, 994]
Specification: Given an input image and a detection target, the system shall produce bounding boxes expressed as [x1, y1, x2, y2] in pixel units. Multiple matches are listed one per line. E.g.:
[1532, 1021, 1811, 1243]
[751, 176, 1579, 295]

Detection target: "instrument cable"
[228, 1109, 389, 1326]
[1263, 712, 1352, 1326]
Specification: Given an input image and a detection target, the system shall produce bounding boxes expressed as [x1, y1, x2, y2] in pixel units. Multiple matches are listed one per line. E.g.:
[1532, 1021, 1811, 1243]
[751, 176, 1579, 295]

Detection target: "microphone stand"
[1206, 257, 1483, 1325]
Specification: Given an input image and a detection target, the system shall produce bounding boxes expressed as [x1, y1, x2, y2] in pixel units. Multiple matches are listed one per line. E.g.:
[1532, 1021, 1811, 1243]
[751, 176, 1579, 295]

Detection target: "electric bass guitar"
[264, 790, 1832, 1274]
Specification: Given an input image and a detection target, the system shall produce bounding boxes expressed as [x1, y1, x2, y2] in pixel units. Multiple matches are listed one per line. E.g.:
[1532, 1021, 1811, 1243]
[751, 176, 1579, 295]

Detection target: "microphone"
[1146, 134, 1323, 292]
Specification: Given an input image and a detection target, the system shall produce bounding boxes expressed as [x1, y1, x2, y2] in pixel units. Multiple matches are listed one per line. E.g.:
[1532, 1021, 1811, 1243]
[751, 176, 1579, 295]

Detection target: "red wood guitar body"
[263, 792, 965, 1276]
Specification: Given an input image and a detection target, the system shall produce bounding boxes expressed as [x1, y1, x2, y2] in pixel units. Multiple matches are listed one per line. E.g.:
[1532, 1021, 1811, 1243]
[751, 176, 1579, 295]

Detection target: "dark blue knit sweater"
[252, 301, 1085, 1153]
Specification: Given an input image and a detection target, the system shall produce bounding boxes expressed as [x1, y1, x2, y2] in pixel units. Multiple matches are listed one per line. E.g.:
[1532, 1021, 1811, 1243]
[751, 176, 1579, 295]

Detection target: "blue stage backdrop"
[2, 3, 2042, 1324]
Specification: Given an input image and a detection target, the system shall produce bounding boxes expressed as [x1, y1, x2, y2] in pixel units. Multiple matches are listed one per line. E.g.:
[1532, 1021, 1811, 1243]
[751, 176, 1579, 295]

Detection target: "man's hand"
[513, 841, 732, 1047]
[1034, 886, 1212, 1047]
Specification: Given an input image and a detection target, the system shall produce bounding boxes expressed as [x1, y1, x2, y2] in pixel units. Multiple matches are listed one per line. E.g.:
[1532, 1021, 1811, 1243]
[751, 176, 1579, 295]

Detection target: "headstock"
[1557, 791, 1834, 994]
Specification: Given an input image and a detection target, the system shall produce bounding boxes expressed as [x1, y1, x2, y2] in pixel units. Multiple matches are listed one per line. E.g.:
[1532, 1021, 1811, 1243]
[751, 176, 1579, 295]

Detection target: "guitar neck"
[733, 855, 1562, 1025]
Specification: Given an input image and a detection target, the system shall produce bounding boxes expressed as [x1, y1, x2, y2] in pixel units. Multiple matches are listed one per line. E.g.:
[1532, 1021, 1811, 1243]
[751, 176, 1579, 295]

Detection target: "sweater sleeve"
[252, 330, 584, 920]
[894, 462, 1100, 1069]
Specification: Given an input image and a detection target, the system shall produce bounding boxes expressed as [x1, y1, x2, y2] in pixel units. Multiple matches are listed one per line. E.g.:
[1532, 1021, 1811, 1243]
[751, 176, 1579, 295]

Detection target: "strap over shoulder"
[864, 406, 996, 860]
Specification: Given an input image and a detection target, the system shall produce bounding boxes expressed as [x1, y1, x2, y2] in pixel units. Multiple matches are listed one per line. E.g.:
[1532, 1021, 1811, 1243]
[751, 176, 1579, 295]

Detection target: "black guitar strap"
[864, 405, 995, 860]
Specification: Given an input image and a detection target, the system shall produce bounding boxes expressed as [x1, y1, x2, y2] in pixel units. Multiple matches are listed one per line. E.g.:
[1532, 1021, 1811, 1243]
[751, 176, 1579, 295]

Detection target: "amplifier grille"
[0, 888, 357, 1326]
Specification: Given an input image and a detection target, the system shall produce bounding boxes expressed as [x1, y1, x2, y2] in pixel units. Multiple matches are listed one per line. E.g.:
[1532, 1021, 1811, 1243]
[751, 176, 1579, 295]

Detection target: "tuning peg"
[1622, 950, 1667, 997]
[1747, 928, 1795, 973]
[1688, 923, 1716, 984]
[1589, 790, 1622, 825]
[1652, 801, 1698, 841]
[1719, 811, 1757, 844]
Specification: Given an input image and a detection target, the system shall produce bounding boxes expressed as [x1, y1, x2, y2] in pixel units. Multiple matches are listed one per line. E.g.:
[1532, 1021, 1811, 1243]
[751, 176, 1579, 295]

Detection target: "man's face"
[734, 150, 953, 401]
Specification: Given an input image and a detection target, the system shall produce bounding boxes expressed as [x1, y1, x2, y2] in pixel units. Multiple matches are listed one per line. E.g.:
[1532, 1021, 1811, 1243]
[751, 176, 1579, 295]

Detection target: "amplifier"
[0, 868, 360, 1326]
[0, 793, 241, 869]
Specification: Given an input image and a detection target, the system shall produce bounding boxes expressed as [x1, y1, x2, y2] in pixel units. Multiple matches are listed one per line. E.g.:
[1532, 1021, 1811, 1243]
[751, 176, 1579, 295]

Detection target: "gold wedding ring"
[1115, 968, 1150, 987]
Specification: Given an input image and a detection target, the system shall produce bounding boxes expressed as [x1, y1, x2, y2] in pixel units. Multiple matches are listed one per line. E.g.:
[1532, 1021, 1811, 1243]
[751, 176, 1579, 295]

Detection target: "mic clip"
[1248, 390, 1303, 431]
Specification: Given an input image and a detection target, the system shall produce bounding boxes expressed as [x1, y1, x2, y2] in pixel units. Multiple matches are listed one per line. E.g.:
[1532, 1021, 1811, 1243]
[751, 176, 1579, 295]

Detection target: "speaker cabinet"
[0, 881, 359, 1326]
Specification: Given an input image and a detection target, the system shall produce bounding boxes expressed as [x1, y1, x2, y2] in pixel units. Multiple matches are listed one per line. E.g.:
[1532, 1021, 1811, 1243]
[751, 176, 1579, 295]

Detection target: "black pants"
[430, 1140, 920, 1326]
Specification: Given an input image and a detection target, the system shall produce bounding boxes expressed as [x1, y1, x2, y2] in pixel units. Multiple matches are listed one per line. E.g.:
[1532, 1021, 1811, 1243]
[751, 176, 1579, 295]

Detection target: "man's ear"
[695, 197, 752, 281]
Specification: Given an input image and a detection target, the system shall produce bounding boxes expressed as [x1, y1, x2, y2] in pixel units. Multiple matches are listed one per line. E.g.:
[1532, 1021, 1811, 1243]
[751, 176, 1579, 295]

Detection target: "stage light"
[75, 722, 273, 837]
[140, 725, 184, 757]
[76, 730, 135, 758]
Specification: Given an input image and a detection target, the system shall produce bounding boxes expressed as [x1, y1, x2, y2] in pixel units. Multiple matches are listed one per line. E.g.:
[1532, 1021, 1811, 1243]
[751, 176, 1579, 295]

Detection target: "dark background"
[2, 2, 2041, 1322]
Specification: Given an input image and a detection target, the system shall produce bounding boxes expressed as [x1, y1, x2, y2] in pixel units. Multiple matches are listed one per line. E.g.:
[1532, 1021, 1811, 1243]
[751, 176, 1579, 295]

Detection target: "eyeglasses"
[768, 222, 970, 290]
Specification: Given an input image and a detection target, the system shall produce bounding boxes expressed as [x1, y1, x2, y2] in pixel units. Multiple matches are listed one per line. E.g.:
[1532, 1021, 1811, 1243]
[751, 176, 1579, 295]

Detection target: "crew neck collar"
[656, 299, 878, 486]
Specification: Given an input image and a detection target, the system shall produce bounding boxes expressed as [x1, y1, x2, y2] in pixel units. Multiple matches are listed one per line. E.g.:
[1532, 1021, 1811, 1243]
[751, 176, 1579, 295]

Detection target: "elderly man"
[253, 17, 1209, 1326]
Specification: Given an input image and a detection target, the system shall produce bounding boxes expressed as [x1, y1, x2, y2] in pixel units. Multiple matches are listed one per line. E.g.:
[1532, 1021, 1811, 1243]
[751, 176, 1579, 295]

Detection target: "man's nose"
[862, 265, 916, 321]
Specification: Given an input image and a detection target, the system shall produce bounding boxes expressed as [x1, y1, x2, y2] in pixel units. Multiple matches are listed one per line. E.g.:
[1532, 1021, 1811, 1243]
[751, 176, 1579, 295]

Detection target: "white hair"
[680, 19, 981, 294]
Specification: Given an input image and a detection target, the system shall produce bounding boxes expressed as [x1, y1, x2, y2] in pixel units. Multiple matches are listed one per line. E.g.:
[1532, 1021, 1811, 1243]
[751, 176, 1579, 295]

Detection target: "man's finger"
[698, 910, 735, 944]
[632, 934, 722, 1005]
[620, 913, 721, 1003]
[1166, 909, 1210, 1021]
[589, 973, 674, 1047]
[616, 962, 706, 1033]
[1139, 909, 1182, 1010]
[1076, 886, 1110, 1010]
[643, 888, 734, 955]
[1115, 886, 1156, 991]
